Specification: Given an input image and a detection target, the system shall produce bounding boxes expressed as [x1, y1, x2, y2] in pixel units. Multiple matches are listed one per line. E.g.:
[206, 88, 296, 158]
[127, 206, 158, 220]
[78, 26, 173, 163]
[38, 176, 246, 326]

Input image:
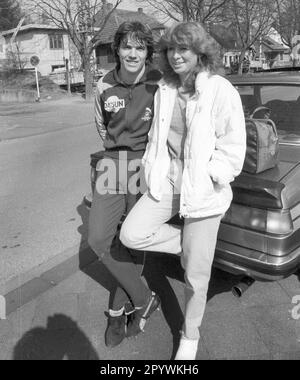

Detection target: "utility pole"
[65, 58, 71, 95]
[35, 66, 40, 101]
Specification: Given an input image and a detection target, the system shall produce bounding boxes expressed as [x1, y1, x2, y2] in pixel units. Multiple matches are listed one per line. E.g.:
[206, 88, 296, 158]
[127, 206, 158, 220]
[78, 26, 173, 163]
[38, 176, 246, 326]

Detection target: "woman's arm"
[207, 81, 246, 186]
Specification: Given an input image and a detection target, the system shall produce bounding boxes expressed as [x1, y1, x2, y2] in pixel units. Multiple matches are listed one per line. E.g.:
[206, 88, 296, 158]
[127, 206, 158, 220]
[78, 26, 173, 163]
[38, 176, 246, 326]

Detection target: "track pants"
[88, 153, 151, 310]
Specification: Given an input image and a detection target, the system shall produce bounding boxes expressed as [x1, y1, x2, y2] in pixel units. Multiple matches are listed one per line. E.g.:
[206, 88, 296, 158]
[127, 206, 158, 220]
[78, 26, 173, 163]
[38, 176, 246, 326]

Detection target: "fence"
[49, 70, 84, 86]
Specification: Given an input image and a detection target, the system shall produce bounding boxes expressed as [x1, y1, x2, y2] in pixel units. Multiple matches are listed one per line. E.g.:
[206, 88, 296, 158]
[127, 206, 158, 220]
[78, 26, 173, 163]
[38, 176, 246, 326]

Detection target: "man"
[88, 21, 161, 348]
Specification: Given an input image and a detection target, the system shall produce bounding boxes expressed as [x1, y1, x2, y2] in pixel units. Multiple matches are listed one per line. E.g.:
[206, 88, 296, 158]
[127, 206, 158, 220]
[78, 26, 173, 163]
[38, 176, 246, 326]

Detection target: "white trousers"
[120, 179, 222, 339]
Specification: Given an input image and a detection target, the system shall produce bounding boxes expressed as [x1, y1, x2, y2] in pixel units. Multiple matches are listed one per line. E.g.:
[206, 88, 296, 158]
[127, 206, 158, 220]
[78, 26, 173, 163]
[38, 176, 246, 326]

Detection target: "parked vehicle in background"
[85, 70, 300, 294]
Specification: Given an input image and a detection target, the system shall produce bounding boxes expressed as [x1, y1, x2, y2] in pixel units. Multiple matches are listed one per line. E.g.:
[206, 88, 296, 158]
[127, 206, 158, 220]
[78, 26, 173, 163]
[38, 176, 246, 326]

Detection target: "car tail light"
[223, 203, 293, 235]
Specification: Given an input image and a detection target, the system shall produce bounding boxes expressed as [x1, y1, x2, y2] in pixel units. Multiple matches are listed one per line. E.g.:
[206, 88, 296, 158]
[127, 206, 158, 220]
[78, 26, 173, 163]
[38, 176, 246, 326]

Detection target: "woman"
[120, 22, 246, 360]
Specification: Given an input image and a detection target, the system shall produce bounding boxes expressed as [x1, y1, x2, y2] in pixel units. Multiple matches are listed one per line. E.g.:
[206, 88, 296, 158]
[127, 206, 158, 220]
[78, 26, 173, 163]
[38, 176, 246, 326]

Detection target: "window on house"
[51, 65, 65, 72]
[49, 34, 64, 50]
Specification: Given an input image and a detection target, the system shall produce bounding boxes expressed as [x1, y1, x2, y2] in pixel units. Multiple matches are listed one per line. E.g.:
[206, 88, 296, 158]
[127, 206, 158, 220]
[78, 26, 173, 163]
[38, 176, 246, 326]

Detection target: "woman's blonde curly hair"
[158, 22, 222, 92]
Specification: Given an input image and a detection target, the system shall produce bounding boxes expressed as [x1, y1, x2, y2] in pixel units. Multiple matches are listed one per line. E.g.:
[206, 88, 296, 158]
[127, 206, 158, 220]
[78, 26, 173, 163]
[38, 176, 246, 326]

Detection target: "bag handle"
[249, 106, 270, 119]
[249, 106, 278, 138]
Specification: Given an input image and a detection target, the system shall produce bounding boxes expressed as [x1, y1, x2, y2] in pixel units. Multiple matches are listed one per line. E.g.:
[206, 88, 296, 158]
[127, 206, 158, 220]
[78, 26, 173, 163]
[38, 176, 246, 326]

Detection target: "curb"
[2, 240, 98, 317]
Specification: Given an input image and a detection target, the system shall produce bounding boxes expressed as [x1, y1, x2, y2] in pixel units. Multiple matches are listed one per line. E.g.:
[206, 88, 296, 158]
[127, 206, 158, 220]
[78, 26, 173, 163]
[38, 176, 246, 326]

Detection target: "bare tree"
[137, 0, 236, 52]
[5, 45, 28, 70]
[274, 0, 300, 52]
[26, 0, 122, 100]
[226, 0, 276, 74]
[137, 0, 229, 24]
[138, 0, 276, 74]
[0, 0, 23, 31]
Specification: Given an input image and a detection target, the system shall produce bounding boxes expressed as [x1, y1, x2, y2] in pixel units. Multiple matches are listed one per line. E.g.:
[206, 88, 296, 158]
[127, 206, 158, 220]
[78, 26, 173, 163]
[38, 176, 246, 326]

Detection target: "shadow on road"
[77, 200, 97, 270]
[142, 253, 185, 359]
[76, 199, 241, 359]
[13, 314, 99, 360]
[77, 201, 134, 309]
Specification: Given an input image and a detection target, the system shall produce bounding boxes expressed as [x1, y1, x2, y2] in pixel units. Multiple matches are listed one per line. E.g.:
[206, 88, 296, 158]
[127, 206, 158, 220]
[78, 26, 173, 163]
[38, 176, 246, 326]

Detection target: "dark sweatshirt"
[94, 66, 161, 156]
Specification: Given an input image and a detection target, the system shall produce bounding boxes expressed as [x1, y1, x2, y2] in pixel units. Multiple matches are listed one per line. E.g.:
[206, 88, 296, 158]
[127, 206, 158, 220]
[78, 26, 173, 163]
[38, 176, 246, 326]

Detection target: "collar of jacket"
[103, 65, 161, 87]
[158, 70, 211, 96]
[195, 70, 211, 95]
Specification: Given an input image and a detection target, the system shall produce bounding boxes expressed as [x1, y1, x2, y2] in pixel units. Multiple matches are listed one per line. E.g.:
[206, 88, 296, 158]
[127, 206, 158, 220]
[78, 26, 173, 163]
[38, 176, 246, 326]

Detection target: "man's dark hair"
[112, 21, 154, 69]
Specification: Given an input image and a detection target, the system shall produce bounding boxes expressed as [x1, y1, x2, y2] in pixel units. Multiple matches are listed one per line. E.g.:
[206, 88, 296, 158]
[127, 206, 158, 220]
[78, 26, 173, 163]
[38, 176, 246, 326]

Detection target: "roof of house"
[262, 36, 290, 53]
[0, 24, 66, 37]
[95, 8, 165, 44]
[209, 23, 237, 50]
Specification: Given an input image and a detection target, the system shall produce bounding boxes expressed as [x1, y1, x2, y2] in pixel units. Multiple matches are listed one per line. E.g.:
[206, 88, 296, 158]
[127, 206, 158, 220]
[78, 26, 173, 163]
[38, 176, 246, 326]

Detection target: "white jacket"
[142, 71, 246, 218]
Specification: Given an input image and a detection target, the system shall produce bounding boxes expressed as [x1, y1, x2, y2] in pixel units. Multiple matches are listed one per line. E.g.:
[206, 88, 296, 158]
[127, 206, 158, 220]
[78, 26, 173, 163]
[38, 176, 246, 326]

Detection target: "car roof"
[228, 71, 300, 85]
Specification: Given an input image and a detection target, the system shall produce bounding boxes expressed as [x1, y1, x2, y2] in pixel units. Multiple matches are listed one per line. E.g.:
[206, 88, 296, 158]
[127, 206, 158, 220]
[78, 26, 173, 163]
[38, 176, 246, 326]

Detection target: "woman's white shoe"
[174, 337, 199, 360]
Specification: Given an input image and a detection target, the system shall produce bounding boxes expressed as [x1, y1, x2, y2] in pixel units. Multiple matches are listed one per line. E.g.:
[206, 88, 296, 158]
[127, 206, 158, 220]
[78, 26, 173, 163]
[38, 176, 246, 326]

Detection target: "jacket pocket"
[189, 165, 214, 201]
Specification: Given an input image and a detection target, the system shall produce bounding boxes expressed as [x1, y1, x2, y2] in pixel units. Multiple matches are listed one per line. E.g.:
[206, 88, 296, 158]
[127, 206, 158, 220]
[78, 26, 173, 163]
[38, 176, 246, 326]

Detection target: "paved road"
[0, 98, 99, 292]
[0, 255, 299, 360]
[0, 97, 94, 141]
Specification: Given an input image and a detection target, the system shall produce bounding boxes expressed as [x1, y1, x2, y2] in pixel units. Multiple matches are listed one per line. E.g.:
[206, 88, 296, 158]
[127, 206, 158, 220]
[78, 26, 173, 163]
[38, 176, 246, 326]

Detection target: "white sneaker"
[174, 336, 199, 360]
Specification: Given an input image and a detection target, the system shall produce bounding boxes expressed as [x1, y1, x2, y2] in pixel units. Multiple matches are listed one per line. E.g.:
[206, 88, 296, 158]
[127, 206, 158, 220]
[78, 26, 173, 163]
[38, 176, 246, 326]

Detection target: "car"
[85, 71, 300, 295]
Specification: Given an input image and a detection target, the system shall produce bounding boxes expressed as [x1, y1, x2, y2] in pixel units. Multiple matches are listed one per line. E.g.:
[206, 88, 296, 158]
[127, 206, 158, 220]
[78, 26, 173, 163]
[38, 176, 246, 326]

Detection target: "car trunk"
[232, 144, 300, 210]
[219, 143, 300, 257]
[248, 144, 300, 182]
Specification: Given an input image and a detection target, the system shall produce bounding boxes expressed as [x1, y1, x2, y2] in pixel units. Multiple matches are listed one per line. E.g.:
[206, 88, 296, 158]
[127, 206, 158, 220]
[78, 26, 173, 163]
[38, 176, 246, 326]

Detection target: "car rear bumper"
[214, 239, 300, 281]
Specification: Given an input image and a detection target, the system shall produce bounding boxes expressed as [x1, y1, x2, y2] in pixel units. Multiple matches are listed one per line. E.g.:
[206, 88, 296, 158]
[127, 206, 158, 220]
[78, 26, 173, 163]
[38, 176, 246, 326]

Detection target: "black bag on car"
[243, 118, 279, 174]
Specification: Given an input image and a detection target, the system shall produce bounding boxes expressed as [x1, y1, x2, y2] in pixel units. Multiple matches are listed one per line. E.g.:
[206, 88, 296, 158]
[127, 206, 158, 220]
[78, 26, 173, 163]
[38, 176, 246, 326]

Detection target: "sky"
[112, 0, 171, 24]
[19, 0, 170, 25]
[113, 0, 149, 11]
[20, 0, 147, 12]
[116, 0, 145, 10]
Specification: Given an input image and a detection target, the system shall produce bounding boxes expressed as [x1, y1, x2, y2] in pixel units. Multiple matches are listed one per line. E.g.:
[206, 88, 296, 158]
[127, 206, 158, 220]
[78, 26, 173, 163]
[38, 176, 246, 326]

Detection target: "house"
[206, 23, 242, 71]
[0, 24, 72, 76]
[223, 36, 291, 72]
[253, 36, 291, 68]
[94, 5, 165, 71]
